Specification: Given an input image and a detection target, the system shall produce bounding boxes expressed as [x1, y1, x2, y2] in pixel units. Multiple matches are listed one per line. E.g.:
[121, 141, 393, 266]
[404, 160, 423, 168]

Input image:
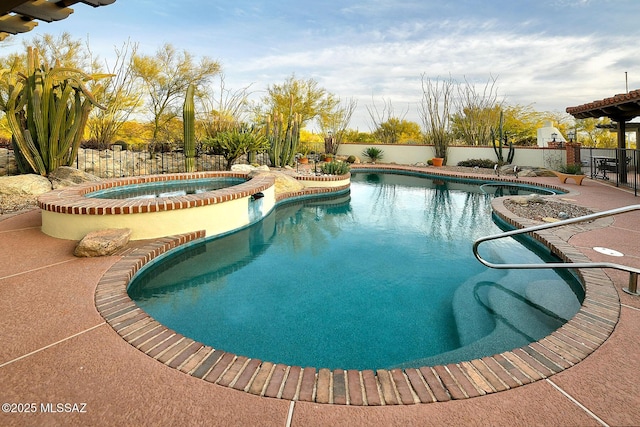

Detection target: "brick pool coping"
[38, 171, 274, 214]
[94, 165, 619, 405]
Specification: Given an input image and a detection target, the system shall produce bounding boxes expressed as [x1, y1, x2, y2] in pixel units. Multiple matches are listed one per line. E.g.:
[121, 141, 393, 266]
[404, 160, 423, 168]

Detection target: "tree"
[132, 43, 220, 144]
[366, 97, 409, 144]
[576, 117, 616, 148]
[501, 104, 542, 146]
[317, 97, 357, 154]
[200, 74, 252, 139]
[342, 129, 377, 143]
[261, 74, 339, 128]
[419, 75, 455, 162]
[451, 75, 502, 146]
[87, 39, 143, 148]
[203, 125, 269, 170]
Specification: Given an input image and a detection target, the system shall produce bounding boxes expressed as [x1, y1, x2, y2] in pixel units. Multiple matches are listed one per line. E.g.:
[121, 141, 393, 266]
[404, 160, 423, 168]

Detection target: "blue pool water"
[128, 172, 583, 370]
[86, 177, 246, 199]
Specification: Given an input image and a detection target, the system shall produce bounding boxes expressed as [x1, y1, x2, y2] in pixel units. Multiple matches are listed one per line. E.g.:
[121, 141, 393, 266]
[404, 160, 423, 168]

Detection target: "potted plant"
[431, 157, 444, 167]
[362, 147, 384, 164]
[552, 163, 586, 185]
[322, 153, 333, 162]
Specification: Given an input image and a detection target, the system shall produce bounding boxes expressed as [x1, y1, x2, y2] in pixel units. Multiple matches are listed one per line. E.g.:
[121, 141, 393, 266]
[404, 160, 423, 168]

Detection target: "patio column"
[616, 119, 628, 183]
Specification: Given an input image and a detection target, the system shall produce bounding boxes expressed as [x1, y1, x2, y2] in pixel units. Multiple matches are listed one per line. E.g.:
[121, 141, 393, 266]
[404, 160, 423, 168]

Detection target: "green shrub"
[346, 155, 356, 163]
[321, 160, 350, 175]
[111, 140, 128, 150]
[457, 158, 496, 168]
[559, 163, 583, 174]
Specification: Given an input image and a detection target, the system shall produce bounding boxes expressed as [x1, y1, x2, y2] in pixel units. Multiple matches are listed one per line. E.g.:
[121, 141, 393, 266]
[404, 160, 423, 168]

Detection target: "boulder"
[0, 174, 52, 213]
[0, 174, 52, 196]
[74, 228, 132, 257]
[230, 164, 255, 173]
[48, 166, 102, 189]
[248, 170, 304, 196]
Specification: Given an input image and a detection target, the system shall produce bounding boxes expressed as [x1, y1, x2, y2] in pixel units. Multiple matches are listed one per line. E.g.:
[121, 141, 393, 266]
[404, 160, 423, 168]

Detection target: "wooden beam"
[0, 1, 31, 17]
[56, 0, 115, 7]
[13, 1, 73, 23]
[0, 14, 38, 35]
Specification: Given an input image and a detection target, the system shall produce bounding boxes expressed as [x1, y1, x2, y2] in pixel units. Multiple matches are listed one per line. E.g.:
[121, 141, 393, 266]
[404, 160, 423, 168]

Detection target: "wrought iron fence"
[0, 146, 269, 178]
[582, 147, 639, 196]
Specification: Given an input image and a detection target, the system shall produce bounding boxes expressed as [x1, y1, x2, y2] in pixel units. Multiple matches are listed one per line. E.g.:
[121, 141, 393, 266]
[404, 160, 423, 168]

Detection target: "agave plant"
[1, 47, 110, 176]
[362, 146, 384, 163]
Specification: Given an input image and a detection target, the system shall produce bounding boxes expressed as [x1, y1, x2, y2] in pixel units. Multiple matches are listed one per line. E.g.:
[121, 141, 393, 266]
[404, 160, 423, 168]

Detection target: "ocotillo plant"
[183, 83, 196, 172]
[491, 110, 515, 165]
[1, 47, 109, 176]
[266, 110, 301, 167]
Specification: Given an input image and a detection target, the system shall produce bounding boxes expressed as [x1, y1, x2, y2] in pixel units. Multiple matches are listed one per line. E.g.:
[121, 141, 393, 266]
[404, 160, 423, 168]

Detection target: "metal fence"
[0, 147, 269, 178]
[2, 145, 639, 196]
[581, 147, 639, 196]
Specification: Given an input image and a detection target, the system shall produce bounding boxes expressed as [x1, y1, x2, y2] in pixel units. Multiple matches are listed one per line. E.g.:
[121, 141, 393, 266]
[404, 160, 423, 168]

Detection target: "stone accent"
[0, 174, 52, 213]
[49, 166, 102, 189]
[74, 228, 132, 257]
[0, 174, 52, 195]
[248, 170, 305, 196]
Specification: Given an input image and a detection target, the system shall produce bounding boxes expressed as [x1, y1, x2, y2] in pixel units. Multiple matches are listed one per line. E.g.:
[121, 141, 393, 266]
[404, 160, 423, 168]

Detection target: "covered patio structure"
[567, 90, 640, 184]
[0, 0, 116, 41]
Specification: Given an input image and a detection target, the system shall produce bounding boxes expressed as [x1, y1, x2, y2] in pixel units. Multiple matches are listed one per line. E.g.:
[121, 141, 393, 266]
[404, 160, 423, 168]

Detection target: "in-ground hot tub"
[38, 171, 350, 241]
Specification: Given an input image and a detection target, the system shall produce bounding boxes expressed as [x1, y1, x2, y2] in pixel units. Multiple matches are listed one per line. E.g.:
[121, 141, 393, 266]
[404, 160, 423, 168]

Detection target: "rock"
[74, 228, 132, 257]
[48, 166, 102, 189]
[0, 174, 52, 213]
[0, 174, 52, 196]
[248, 170, 304, 195]
[527, 194, 545, 203]
[510, 196, 530, 206]
[231, 164, 255, 173]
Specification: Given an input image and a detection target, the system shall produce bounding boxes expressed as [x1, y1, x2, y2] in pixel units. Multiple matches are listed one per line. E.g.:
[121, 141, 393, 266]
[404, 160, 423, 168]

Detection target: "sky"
[2, 0, 640, 131]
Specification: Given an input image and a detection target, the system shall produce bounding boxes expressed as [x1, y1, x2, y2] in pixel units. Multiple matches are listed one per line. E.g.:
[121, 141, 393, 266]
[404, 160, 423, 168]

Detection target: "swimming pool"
[85, 177, 247, 199]
[128, 172, 583, 371]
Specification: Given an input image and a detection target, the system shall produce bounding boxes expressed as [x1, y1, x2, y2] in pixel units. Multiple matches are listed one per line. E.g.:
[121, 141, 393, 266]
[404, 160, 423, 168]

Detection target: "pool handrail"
[472, 204, 640, 296]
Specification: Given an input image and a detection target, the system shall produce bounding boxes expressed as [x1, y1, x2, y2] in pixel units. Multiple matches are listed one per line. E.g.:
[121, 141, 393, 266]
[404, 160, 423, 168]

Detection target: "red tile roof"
[566, 89, 640, 120]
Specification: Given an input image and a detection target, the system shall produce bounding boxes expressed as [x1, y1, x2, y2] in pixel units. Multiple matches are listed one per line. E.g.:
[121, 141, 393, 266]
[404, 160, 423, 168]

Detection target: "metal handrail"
[472, 204, 640, 295]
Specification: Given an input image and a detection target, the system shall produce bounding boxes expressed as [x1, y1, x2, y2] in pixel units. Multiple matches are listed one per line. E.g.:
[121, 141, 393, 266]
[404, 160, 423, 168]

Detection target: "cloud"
[222, 17, 640, 129]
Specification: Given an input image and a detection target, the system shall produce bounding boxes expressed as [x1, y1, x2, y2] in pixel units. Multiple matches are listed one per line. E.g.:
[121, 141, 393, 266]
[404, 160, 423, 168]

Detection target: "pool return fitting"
[473, 204, 640, 296]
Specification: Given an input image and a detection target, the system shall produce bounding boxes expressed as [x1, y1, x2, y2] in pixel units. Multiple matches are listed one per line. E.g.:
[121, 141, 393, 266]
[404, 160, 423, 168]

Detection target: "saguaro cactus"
[183, 83, 196, 172]
[491, 110, 515, 165]
[1, 47, 109, 176]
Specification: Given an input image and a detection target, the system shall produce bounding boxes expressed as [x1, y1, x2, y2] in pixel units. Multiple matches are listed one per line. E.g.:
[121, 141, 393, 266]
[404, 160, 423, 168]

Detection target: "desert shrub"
[111, 140, 128, 150]
[457, 158, 496, 168]
[346, 155, 356, 163]
[559, 163, 583, 174]
[321, 160, 350, 175]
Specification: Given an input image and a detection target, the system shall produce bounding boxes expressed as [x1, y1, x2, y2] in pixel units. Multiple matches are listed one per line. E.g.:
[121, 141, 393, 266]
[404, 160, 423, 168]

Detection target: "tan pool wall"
[41, 185, 276, 241]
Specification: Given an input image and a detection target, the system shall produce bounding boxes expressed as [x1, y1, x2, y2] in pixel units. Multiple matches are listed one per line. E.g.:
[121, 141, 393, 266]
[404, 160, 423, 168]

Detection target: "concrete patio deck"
[1, 173, 640, 426]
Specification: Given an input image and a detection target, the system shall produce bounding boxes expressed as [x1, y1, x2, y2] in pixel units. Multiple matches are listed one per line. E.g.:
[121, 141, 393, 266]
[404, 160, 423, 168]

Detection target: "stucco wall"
[337, 144, 567, 169]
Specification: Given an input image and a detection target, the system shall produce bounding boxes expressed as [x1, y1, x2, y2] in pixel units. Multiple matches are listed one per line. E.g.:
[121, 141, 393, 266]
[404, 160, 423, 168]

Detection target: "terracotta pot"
[432, 157, 444, 167]
[298, 157, 309, 164]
